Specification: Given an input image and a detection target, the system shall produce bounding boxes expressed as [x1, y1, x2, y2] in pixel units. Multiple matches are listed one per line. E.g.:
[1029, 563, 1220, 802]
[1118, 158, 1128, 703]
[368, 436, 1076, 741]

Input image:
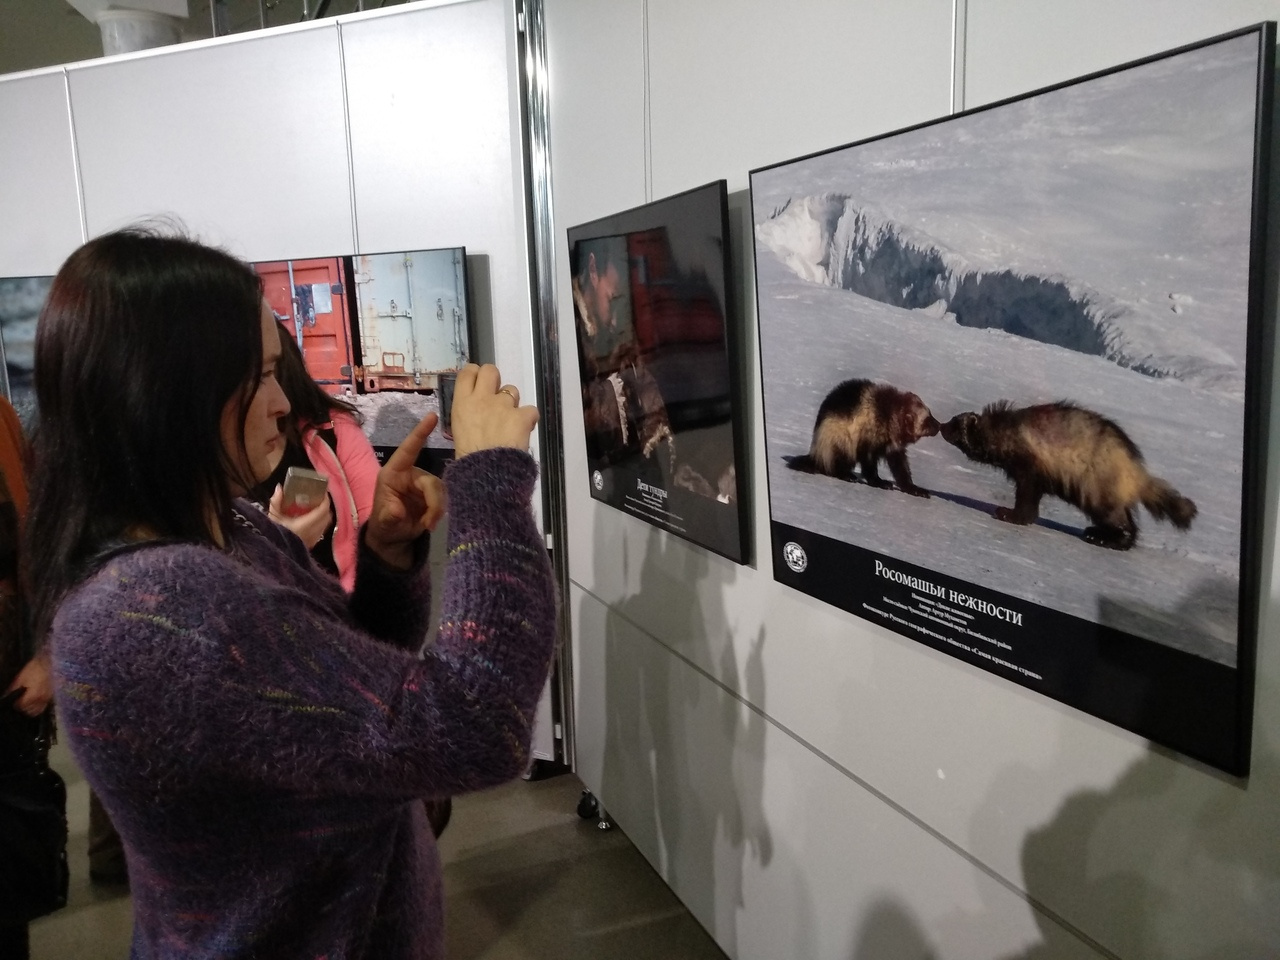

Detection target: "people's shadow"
[850, 900, 937, 959]
[981, 734, 1280, 960]
[595, 520, 773, 956]
[949, 575, 1280, 959]
[857, 581, 1280, 959]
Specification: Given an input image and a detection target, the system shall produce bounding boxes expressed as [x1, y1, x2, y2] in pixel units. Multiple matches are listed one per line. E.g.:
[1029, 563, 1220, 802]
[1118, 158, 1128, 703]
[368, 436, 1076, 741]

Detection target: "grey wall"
[548, 1, 1280, 958]
[0, 2, 101, 76]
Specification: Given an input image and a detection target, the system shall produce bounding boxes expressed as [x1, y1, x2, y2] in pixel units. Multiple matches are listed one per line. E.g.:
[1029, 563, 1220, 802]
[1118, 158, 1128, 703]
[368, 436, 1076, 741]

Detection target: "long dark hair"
[26, 227, 264, 640]
[274, 324, 358, 447]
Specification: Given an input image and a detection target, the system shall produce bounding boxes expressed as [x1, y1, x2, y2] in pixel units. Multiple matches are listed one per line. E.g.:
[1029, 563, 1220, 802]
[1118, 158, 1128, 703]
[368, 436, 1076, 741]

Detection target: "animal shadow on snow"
[782, 454, 1087, 539]
[913, 487, 1086, 539]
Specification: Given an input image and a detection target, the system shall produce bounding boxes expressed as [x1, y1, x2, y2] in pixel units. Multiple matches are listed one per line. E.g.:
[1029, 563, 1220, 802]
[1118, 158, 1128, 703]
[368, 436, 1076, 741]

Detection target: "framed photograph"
[253, 247, 473, 476]
[569, 181, 751, 563]
[750, 24, 1273, 774]
[347, 247, 473, 474]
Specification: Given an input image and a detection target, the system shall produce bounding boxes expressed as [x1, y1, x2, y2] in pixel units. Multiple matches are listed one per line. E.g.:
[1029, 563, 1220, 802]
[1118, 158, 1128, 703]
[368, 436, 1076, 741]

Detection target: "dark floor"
[30, 745, 729, 959]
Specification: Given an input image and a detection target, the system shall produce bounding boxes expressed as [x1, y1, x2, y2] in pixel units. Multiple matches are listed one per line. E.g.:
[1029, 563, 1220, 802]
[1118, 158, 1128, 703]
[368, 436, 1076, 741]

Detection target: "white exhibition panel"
[342, 0, 534, 381]
[544, 0, 648, 538]
[965, 0, 1280, 108]
[0, 72, 83, 277]
[551, 0, 1280, 957]
[343, 1, 541, 530]
[67, 26, 354, 261]
[645, 0, 956, 196]
[543, 0, 647, 232]
[571, 584, 1109, 960]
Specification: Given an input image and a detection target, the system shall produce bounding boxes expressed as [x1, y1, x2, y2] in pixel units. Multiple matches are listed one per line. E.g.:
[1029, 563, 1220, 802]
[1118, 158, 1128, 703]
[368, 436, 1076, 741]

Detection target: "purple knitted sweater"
[51, 449, 556, 960]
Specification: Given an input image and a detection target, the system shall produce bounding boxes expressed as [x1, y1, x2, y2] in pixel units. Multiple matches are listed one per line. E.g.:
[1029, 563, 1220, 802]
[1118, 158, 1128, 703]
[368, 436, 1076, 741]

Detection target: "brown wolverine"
[786, 379, 940, 497]
[940, 400, 1197, 550]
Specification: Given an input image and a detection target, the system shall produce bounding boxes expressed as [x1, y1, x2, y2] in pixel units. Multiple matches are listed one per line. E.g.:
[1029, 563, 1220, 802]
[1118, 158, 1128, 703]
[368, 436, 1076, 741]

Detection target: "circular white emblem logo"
[592, 470, 604, 491]
[783, 541, 807, 573]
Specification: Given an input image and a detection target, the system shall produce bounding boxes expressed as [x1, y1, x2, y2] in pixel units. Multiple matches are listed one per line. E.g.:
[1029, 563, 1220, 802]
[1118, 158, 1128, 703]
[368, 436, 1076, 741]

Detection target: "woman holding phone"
[251, 324, 382, 592]
[26, 227, 554, 960]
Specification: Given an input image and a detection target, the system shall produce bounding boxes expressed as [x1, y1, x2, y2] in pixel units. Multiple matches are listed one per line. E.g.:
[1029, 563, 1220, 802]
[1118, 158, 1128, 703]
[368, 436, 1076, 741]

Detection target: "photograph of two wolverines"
[749, 25, 1273, 775]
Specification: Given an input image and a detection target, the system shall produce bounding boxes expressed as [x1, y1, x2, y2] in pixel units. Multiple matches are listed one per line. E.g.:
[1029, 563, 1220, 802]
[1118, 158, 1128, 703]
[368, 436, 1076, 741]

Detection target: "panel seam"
[951, 0, 968, 114]
[336, 21, 360, 254]
[63, 68, 88, 242]
[641, 0, 653, 202]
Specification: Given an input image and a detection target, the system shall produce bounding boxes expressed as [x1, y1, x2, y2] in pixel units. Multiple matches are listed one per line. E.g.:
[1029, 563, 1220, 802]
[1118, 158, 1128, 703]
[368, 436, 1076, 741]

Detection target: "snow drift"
[756, 195, 1243, 392]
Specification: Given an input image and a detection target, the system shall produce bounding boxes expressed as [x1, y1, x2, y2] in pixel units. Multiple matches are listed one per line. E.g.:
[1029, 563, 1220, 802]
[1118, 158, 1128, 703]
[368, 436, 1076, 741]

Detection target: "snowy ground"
[757, 249, 1241, 665]
[750, 34, 1260, 667]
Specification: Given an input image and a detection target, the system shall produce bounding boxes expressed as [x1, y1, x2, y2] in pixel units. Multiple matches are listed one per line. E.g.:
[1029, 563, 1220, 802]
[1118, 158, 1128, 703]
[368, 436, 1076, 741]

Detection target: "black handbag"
[0, 690, 69, 923]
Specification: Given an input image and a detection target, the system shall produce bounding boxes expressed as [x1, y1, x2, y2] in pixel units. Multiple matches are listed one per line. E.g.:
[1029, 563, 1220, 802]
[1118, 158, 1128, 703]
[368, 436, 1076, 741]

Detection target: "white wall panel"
[551, 0, 1280, 957]
[965, 0, 1280, 107]
[342, 0, 541, 532]
[545, 0, 647, 560]
[572, 584, 1109, 960]
[646, 0, 955, 198]
[67, 27, 353, 260]
[342, 1, 532, 378]
[544, 0, 646, 231]
[0, 72, 83, 276]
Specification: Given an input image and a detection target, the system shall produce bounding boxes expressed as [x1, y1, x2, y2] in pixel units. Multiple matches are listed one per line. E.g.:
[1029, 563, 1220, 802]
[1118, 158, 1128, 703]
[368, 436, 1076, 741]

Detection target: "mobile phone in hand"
[280, 467, 329, 517]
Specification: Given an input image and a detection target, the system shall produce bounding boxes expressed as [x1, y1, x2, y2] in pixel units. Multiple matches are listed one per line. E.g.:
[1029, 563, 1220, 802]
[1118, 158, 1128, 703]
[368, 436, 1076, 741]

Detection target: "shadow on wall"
[997, 738, 1279, 960]
[596, 522, 773, 957]
[954, 574, 1280, 959]
[841, 723, 1280, 960]
[838, 554, 1279, 959]
[851, 900, 938, 960]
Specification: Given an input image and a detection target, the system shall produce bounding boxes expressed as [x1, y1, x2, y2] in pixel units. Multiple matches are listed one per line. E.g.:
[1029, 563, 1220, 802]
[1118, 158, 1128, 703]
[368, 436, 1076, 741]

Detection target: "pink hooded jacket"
[299, 412, 381, 592]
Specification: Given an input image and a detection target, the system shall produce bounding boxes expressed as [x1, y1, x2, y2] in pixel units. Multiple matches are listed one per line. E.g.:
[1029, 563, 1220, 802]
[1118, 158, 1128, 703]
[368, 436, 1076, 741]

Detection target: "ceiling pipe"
[65, 1, 189, 55]
[96, 9, 184, 55]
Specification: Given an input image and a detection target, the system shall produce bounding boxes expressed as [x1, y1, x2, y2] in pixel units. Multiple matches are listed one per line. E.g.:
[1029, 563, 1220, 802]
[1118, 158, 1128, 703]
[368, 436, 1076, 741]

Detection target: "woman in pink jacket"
[251, 325, 381, 592]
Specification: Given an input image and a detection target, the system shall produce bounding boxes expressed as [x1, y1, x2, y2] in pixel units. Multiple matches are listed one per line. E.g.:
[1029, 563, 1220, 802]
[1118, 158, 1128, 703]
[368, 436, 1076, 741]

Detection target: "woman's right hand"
[6, 653, 52, 717]
[451, 363, 539, 459]
[268, 485, 333, 549]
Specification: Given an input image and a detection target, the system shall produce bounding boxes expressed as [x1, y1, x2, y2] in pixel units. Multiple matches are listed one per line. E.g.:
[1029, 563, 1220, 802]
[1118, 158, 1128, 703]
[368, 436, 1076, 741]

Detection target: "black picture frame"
[568, 180, 751, 564]
[749, 24, 1274, 775]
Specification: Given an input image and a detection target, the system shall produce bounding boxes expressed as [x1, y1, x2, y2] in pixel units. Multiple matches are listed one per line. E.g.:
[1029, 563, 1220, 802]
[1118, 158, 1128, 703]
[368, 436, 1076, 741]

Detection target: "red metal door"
[254, 257, 355, 393]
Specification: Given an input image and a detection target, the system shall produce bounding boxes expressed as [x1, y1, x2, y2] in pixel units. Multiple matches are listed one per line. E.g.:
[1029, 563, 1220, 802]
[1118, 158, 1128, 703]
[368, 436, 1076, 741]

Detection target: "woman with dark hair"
[27, 227, 555, 960]
[251, 324, 381, 591]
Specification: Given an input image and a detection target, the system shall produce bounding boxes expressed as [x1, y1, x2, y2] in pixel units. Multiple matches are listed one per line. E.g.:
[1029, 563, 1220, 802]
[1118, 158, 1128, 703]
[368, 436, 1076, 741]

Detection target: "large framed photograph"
[569, 181, 750, 563]
[750, 25, 1273, 774]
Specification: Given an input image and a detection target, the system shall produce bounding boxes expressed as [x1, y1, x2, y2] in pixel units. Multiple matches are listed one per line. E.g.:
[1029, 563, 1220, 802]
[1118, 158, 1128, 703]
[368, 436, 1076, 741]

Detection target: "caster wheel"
[577, 790, 599, 820]
[596, 817, 613, 831]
